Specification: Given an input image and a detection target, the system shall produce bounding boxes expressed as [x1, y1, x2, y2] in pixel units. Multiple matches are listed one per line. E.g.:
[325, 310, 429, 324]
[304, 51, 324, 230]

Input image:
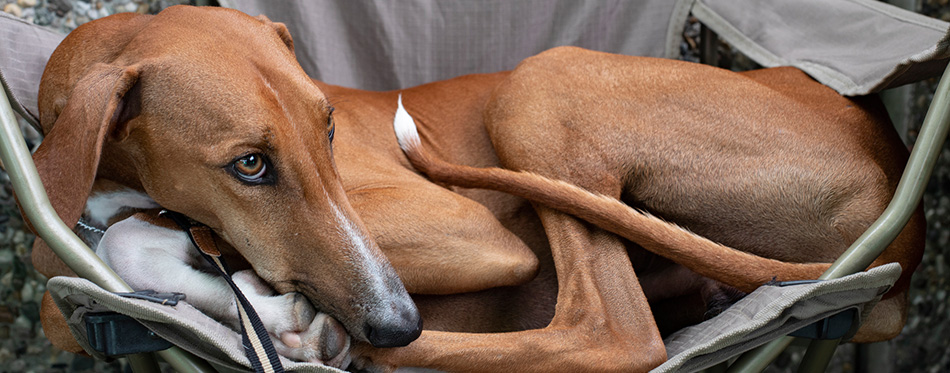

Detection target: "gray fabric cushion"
[47, 276, 343, 373]
[0, 12, 63, 127]
[652, 263, 901, 373]
[218, 0, 694, 90]
[223, 0, 950, 95]
[46, 263, 900, 373]
[693, 0, 950, 95]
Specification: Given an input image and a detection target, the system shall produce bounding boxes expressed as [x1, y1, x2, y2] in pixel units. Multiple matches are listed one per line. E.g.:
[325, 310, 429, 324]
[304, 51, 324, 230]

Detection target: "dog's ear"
[256, 14, 294, 54]
[29, 63, 140, 235]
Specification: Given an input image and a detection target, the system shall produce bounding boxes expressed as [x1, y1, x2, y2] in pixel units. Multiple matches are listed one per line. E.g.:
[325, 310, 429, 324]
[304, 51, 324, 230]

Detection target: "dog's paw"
[232, 270, 313, 332]
[273, 312, 352, 368]
[230, 269, 351, 367]
[348, 345, 397, 373]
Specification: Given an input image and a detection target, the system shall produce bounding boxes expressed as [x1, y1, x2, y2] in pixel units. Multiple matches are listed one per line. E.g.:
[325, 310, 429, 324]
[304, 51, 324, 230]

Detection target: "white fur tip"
[393, 94, 421, 152]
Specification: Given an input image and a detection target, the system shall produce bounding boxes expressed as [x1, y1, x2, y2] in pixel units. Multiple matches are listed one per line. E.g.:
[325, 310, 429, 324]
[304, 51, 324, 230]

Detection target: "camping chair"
[0, 0, 947, 371]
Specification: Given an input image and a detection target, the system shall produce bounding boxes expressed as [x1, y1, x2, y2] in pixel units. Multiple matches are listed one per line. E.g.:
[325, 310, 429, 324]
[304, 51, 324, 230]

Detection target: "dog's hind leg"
[355, 206, 667, 372]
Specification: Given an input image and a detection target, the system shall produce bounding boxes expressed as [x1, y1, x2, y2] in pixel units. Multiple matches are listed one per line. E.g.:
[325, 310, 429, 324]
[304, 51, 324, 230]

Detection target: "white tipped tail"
[394, 94, 421, 152]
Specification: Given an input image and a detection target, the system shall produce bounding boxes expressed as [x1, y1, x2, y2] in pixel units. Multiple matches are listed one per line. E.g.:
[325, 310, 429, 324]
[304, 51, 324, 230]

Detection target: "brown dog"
[30, 6, 923, 372]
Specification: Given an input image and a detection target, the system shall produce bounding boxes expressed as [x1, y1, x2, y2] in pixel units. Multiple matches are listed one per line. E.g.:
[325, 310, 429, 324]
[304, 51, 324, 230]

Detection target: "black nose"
[364, 309, 423, 348]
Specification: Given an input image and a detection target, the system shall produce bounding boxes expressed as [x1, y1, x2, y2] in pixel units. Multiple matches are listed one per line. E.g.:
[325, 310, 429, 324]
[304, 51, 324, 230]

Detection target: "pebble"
[32, 7, 52, 26]
[73, 1, 91, 15]
[3, 3, 22, 18]
[20, 282, 33, 303]
[17, 0, 38, 8]
[12, 315, 32, 335]
[0, 249, 13, 271]
[20, 6, 34, 21]
[7, 359, 27, 372]
[48, 0, 72, 17]
[63, 15, 76, 30]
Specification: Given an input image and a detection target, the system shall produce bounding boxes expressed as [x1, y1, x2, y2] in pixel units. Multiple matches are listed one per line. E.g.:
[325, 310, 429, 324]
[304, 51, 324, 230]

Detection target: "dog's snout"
[364, 306, 423, 348]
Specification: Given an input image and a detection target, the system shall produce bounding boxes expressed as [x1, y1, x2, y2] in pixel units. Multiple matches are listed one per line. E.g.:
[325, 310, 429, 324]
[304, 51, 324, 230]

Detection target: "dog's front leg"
[355, 208, 667, 372]
[96, 214, 350, 366]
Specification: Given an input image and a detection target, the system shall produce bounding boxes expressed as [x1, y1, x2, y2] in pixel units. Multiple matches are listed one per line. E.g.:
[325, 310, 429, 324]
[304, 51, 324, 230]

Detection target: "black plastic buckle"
[85, 312, 173, 356]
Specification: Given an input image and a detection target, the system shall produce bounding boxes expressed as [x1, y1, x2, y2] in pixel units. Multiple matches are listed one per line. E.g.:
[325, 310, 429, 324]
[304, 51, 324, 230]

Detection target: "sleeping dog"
[31, 6, 923, 372]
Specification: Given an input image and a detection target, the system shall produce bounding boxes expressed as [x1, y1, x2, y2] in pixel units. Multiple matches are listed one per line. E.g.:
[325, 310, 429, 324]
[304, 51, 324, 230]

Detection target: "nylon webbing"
[162, 210, 284, 373]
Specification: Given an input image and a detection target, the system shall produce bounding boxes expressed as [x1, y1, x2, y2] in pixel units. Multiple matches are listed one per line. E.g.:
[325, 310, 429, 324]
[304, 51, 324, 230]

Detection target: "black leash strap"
[161, 210, 284, 373]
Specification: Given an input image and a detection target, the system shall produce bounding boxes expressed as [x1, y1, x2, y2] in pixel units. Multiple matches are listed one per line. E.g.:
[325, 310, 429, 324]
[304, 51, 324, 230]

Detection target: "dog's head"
[33, 6, 420, 348]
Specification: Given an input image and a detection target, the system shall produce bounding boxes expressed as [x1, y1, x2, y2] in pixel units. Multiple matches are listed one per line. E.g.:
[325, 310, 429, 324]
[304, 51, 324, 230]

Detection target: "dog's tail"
[393, 95, 830, 293]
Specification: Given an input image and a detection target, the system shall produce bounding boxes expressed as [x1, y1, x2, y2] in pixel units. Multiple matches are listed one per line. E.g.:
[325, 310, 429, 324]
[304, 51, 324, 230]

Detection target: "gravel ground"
[0, 1, 948, 372]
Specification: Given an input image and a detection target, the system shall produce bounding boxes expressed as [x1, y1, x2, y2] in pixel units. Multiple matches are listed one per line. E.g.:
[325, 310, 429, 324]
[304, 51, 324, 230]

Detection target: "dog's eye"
[231, 154, 271, 184]
[327, 108, 336, 143]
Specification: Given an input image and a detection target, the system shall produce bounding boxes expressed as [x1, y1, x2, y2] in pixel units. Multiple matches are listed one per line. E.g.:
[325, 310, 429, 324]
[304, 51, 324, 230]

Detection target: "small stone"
[20, 282, 33, 304]
[17, 0, 37, 8]
[87, 8, 98, 19]
[135, 3, 149, 14]
[25, 344, 43, 355]
[7, 359, 26, 372]
[123, 3, 137, 12]
[73, 1, 91, 15]
[0, 250, 13, 270]
[49, 0, 72, 16]
[70, 355, 96, 371]
[0, 271, 12, 287]
[14, 243, 26, 257]
[3, 3, 22, 18]
[64, 15, 76, 30]
[13, 314, 32, 334]
[32, 284, 44, 303]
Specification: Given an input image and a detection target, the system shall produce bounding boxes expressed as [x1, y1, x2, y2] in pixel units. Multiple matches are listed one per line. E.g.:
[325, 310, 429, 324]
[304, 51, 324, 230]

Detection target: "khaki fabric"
[693, 0, 950, 95]
[218, 0, 694, 90]
[46, 264, 900, 373]
[221, 0, 950, 95]
[0, 12, 63, 127]
[47, 276, 343, 373]
[653, 263, 900, 372]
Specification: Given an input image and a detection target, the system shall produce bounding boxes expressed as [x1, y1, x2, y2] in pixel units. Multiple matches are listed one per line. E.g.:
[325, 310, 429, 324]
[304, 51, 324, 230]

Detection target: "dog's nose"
[364, 307, 423, 348]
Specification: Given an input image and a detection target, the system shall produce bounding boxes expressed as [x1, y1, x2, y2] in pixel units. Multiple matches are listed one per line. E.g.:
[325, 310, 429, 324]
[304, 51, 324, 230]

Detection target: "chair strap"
[161, 210, 285, 373]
